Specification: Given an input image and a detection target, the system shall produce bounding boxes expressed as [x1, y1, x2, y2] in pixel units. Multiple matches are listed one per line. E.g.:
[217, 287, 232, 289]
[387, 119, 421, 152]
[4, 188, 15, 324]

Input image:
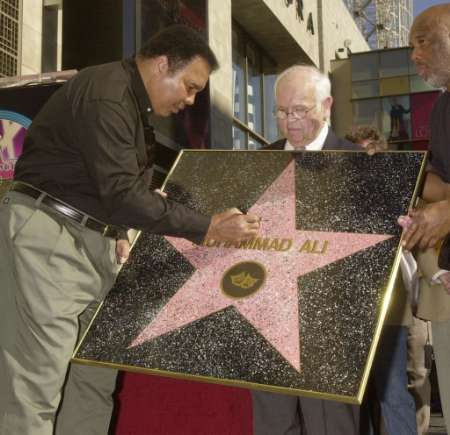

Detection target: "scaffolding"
[343, 0, 413, 49]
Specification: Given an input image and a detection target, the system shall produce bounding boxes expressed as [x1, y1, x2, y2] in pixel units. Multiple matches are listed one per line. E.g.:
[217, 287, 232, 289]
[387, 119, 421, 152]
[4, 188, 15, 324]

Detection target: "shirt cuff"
[431, 269, 450, 284]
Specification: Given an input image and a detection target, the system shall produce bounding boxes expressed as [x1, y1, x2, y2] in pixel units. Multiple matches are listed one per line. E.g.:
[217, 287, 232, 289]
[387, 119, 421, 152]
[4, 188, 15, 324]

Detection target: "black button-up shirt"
[429, 91, 450, 183]
[14, 59, 210, 240]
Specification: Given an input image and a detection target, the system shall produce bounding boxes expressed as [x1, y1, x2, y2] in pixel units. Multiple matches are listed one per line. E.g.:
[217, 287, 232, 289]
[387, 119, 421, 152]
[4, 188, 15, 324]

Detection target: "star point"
[130, 161, 391, 371]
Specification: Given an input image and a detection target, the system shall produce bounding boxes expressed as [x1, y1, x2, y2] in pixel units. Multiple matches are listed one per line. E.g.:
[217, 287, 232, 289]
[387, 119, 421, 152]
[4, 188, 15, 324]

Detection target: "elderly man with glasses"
[265, 64, 356, 153]
[251, 64, 360, 435]
[252, 65, 416, 435]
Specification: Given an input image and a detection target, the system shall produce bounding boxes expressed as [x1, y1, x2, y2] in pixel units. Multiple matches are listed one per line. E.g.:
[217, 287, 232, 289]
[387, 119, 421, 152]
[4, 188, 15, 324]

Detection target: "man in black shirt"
[0, 25, 260, 435]
[402, 4, 450, 250]
[401, 4, 450, 431]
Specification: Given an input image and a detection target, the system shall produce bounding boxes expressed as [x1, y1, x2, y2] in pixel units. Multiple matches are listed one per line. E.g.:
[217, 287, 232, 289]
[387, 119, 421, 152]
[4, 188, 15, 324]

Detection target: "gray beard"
[426, 75, 448, 89]
[425, 68, 450, 89]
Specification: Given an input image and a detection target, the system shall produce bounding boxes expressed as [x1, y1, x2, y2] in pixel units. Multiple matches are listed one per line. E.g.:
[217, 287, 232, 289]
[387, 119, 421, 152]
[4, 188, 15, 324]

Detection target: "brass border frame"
[72, 149, 428, 405]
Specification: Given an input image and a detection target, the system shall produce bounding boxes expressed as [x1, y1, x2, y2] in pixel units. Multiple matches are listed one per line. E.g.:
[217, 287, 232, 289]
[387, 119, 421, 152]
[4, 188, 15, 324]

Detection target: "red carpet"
[114, 372, 253, 435]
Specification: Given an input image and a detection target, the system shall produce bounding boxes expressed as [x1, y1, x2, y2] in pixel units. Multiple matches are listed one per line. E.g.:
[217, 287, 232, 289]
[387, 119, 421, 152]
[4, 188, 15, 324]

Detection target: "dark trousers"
[360, 326, 417, 435]
[252, 390, 359, 435]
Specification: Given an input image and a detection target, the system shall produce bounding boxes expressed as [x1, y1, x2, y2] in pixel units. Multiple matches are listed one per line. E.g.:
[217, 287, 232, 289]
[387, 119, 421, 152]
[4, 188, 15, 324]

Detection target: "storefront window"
[379, 76, 410, 96]
[232, 124, 247, 150]
[352, 53, 378, 81]
[348, 47, 439, 151]
[232, 22, 278, 149]
[246, 41, 262, 135]
[248, 136, 264, 150]
[379, 49, 409, 78]
[136, 1, 209, 149]
[232, 27, 246, 123]
[410, 75, 435, 93]
[353, 99, 380, 129]
[139, 0, 206, 48]
[352, 80, 379, 99]
[410, 91, 440, 144]
[381, 96, 411, 142]
[263, 56, 279, 143]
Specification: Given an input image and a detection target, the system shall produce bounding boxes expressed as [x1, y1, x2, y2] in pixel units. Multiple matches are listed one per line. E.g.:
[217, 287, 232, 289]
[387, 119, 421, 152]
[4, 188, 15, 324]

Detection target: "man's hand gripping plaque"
[205, 208, 261, 243]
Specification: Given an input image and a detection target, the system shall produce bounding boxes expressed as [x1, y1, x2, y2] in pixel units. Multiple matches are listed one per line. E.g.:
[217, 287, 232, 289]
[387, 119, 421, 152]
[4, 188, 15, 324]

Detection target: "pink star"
[130, 162, 392, 371]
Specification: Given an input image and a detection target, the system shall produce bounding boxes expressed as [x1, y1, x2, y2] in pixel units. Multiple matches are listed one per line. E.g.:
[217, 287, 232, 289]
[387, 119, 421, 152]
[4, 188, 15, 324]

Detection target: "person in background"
[346, 125, 417, 435]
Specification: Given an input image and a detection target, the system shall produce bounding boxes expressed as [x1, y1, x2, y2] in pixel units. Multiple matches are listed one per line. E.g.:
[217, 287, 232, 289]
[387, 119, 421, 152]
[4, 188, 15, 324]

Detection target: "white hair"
[274, 64, 331, 104]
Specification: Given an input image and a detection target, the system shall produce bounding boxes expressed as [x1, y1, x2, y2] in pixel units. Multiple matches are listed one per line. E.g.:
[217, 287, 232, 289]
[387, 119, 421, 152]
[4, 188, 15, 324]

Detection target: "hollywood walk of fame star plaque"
[73, 150, 426, 404]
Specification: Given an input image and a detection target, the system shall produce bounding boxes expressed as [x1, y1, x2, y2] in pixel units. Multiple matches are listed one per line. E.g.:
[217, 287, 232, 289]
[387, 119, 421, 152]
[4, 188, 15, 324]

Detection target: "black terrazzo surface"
[74, 150, 425, 401]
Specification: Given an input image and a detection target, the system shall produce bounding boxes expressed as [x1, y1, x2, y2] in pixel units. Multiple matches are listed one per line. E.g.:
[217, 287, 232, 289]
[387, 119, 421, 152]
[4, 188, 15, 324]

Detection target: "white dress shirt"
[284, 123, 329, 151]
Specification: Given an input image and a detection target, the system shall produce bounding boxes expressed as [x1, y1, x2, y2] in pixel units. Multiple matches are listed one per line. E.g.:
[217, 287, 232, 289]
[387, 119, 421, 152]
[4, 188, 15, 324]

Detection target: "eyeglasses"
[273, 105, 316, 120]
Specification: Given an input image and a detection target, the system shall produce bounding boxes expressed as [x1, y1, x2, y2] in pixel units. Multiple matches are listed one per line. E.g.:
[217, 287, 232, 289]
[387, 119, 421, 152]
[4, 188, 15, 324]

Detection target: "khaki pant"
[407, 316, 431, 435]
[431, 319, 450, 432]
[0, 191, 119, 435]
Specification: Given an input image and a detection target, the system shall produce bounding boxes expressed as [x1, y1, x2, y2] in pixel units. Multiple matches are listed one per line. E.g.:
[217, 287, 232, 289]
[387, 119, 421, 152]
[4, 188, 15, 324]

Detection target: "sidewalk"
[430, 413, 447, 434]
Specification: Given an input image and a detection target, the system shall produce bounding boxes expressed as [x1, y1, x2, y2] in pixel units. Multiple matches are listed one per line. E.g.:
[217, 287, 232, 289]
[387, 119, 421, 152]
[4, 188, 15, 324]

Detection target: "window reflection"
[353, 100, 380, 129]
[137, 1, 209, 149]
[380, 76, 409, 96]
[349, 47, 440, 151]
[231, 22, 277, 149]
[248, 136, 264, 150]
[352, 53, 378, 81]
[232, 27, 246, 123]
[247, 41, 262, 135]
[352, 80, 379, 99]
[379, 50, 409, 78]
[381, 96, 411, 141]
[410, 75, 435, 93]
[139, 0, 206, 48]
[263, 57, 279, 143]
[232, 125, 247, 150]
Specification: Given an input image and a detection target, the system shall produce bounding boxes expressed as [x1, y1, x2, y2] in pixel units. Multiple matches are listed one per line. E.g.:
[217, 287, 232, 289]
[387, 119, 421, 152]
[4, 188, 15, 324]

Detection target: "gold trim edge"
[355, 150, 428, 403]
[72, 149, 427, 406]
[70, 356, 361, 404]
[72, 151, 187, 359]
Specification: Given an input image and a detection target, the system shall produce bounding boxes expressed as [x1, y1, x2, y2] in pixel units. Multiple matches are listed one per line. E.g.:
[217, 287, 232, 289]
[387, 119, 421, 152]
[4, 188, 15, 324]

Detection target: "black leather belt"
[10, 182, 122, 238]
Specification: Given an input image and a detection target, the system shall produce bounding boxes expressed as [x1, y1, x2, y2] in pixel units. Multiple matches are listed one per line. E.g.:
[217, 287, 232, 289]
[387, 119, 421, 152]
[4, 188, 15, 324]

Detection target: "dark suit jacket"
[264, 129, 359, 151]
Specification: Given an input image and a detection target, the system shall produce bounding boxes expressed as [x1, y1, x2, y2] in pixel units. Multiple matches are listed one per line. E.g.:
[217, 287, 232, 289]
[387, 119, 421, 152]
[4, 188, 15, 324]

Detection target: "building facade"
[0, 0, 62, 77]
[211, 0, 370, 149]
[0, 0, 21, 77]
[1, 0, 369, 154]
[331, 46, 440, 150]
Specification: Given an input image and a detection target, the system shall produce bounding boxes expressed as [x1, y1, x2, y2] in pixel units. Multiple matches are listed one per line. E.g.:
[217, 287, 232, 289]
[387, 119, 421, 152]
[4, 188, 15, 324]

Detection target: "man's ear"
[324, 96, 333, 112]
[155, 55, 169, 75]
[322, 96, 333, 120]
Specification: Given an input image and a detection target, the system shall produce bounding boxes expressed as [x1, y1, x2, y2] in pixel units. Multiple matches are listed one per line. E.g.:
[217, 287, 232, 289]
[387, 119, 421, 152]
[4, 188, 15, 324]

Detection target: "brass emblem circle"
[221, 261, 266, 299]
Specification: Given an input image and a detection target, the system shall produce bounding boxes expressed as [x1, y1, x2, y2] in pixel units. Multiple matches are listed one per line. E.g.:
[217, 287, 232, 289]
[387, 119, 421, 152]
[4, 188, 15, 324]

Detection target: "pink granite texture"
[130, 161, 392, 371]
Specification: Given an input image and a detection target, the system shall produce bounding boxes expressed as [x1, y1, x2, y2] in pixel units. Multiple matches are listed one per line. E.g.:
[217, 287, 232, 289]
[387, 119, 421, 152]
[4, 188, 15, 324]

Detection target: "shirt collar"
[123, 57, 153, 116]
[284, 123, 329, 151]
